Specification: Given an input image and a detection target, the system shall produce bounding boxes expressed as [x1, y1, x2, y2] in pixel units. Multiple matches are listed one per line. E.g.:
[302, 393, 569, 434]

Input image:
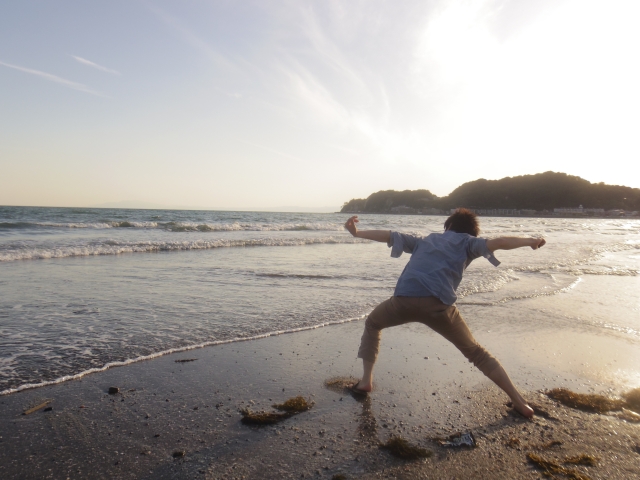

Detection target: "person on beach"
[344, 209, 546, 418]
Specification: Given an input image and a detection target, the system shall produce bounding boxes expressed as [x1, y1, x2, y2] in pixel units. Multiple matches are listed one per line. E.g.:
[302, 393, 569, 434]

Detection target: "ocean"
[1, 206, 639, 395]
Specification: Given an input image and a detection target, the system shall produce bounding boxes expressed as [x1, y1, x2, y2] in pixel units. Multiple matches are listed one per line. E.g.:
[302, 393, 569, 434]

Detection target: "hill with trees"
[340, 172, 640, 214]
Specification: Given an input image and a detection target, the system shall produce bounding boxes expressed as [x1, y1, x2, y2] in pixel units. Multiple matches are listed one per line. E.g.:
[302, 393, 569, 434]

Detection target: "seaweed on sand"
[505, 437, 520, 448]
[324, 376, 360, 394]
[240, 409, 292, 425]
[272, 396, 313, 413]
[622, 388, 640, 413]
[537, 440, 563, 450]
[241, 396, 314, 425]
[546, 388, 624, 413]
[379, 436, 432, 460]
[564, 454, 599, 466]
[527, 453, 591, 480]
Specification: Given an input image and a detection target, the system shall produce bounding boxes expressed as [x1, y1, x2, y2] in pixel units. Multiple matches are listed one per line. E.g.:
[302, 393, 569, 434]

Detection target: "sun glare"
[414, 0, 640, 181]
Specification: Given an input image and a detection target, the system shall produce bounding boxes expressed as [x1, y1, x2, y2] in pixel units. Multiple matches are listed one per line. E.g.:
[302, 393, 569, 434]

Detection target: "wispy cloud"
[0, 60, 105, 96]
[145, 2, 236, 72]
[69, 55, 121, 75]
[274, 7, 412, 162]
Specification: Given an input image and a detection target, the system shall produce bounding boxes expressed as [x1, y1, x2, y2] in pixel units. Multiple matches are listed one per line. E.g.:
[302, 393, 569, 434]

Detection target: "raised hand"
[531, 238, 546, 250]
[344, 215, 359, 237]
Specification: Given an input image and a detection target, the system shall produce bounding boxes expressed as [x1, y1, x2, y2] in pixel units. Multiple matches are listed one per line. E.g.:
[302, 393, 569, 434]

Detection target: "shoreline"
[0, 315, 366, 397]
[2, 286, 639, 479]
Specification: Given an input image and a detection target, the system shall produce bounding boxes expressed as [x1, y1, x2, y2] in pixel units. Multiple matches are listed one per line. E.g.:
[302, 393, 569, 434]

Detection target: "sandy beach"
[2, 272, 640, 479]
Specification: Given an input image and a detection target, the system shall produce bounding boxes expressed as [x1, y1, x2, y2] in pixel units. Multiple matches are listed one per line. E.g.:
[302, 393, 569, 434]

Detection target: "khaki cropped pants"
[358, 296, 501, 377]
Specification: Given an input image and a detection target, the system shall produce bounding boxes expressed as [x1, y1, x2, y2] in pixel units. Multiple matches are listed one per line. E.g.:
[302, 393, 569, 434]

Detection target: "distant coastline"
[337, 210, 640, 219]
[340, 171, 640, 218]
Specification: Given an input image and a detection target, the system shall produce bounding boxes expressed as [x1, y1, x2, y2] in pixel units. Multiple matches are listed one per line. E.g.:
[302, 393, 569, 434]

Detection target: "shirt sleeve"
[467, 237, 501, 266]
[387, 231, 419, 258]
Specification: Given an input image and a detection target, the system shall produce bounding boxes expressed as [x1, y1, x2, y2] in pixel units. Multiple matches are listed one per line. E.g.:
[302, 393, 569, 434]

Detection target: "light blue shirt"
[388, 230, 500, 305]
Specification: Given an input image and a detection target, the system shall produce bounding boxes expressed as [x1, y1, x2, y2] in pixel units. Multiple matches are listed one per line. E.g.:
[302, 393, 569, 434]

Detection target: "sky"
[1, 0, 639, 211]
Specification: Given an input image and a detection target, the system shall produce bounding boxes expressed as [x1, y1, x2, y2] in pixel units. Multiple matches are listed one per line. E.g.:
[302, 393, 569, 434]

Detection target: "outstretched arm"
[344, 216, 390, 243]
[486, 237, 546, 252]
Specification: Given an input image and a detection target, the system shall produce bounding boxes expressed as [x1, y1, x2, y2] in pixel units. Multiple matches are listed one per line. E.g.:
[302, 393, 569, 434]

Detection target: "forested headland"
[340, 172, 640, 215]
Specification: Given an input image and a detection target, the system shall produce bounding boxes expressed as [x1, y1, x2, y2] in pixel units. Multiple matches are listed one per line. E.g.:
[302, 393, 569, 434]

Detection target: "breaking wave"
[0, 220, 345, 232]
[0, 236, 361, 262]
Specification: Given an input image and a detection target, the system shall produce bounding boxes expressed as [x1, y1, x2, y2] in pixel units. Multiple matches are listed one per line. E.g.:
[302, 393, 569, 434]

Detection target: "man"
[344, 208, 546, 418]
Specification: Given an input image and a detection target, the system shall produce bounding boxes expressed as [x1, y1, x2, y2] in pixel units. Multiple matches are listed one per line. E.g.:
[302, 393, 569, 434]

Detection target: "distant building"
[606, 209, 625, 216]
[476, 209, 519, 216]
[390, 205, 416, 214]
[450, 208, 525, 216]
[554, 205, 584, 214]
[421, 208, 444, 215]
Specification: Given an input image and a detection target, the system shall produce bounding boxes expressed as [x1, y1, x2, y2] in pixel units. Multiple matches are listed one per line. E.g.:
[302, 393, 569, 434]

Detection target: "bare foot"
[513, 401, 534, 419]
[349, 380, 372, 393]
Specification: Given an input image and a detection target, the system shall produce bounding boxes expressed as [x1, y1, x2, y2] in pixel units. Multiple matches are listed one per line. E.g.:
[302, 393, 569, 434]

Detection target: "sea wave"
[0, 314, 366, 396]
[567, 268, 638, 277]
[457, 270, 521, 299]
[0, 221, 156, 229]
[0, 236, 361, 262]
[0, 220, 345, 232]
[162, 221, 344, 232]
[254, 272, 344, 280]
[459, 277, 582, 305]
[495, 277, 582, 304]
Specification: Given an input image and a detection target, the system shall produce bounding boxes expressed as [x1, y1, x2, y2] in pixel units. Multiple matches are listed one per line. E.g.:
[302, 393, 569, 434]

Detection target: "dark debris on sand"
[22, 400, 52, 415]
[323, 376, 360, 394]
[564, 454, 599, 466]
[240, 409, 292, 425]
[622, 388, 640, 412]
[533, 440, 563, 450]
[272, 396, 313, 413]
[241, 396, 313, 425]
[527, 453, 592, 480]
[379, 436, 432, 460]
[546, 388, 624, 413]
[546, 387, 640, 417]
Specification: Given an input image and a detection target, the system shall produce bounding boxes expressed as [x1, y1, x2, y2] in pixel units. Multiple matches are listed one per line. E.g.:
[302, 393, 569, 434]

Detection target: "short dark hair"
[444, 208, 480, 237]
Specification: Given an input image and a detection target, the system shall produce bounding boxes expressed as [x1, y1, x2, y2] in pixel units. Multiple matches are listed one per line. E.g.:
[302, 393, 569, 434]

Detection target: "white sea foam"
[495, 277, 582, 304]
[164, 222, 345, 232]
[0, 236, 361, 262]
[458, 277, 582, 306]
[0, 220, 346, 232]
[5, 237, 632, 265]
[0, 314, 366, 396]
[457, 270, 520, 299]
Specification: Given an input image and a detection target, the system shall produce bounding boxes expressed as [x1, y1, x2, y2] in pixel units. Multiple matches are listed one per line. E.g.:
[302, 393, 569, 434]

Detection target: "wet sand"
[1, 274, 640, 479]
